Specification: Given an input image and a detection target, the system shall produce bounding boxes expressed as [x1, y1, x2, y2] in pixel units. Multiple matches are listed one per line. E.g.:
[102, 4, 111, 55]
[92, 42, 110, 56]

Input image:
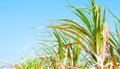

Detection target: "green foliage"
[1, 0, 120, 69]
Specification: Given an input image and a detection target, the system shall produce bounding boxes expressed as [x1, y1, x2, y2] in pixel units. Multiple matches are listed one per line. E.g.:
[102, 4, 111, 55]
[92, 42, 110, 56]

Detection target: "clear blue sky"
[0, 0, 120, 62]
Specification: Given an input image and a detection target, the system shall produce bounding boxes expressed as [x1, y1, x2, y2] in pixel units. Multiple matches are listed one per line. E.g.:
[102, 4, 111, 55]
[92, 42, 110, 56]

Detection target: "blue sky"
[0, 0, 120, 62]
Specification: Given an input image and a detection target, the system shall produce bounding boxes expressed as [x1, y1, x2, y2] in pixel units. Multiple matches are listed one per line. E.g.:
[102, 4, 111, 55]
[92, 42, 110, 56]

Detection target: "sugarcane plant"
[1, 0, 120, 69]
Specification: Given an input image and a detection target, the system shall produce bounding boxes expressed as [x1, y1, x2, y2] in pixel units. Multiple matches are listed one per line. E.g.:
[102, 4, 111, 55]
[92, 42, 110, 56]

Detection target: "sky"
[0, 0, 120, 62]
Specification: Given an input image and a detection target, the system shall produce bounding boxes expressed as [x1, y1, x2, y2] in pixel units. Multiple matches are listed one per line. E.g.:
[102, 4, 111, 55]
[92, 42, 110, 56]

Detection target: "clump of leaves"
[1, 0, 120, 69]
